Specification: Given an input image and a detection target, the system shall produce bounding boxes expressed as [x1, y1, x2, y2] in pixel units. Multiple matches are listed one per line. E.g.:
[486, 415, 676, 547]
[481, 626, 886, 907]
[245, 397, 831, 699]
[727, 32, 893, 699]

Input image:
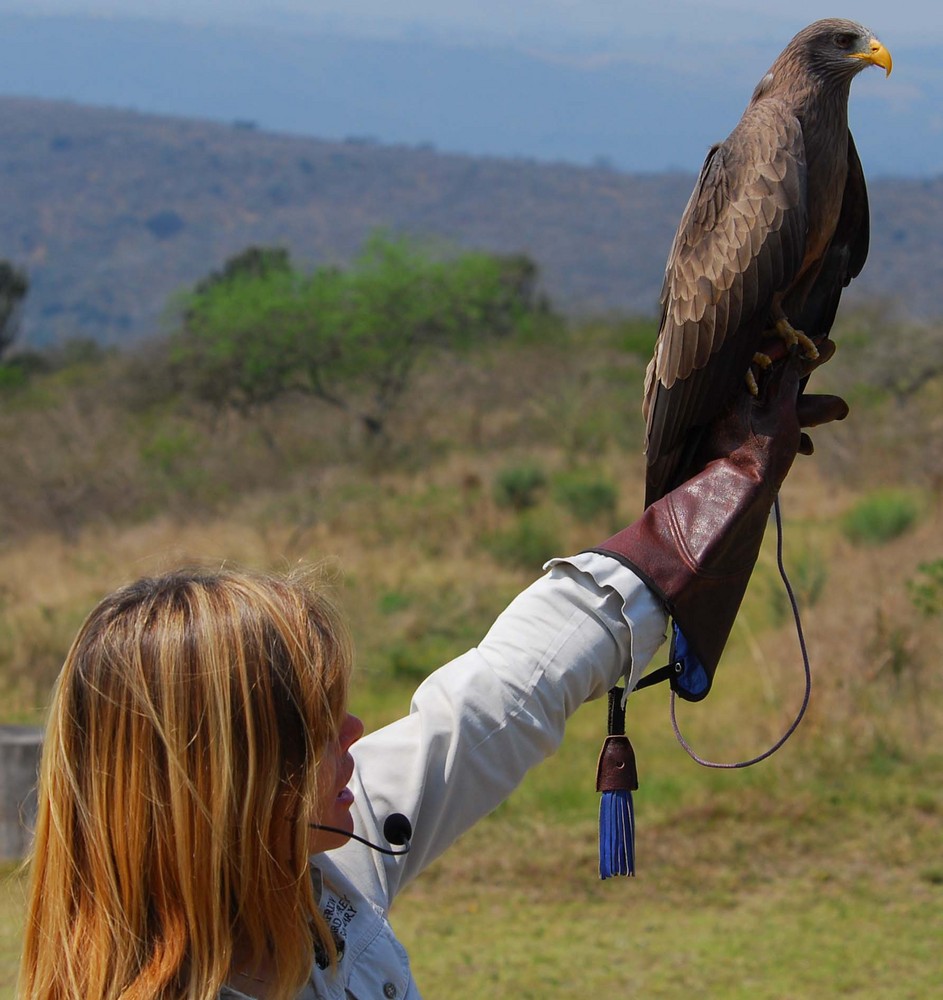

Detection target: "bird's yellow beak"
[850, 37, 893, 76]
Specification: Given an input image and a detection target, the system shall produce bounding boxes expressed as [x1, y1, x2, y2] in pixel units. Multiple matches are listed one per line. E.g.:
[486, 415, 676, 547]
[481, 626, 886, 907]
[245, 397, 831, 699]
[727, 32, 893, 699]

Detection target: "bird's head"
[790, 18, 892, 83]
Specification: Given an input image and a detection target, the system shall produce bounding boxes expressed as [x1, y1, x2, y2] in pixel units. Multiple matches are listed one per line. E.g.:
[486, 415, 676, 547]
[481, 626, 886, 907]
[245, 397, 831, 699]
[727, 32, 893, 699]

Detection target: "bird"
[642, 18, 892, 507]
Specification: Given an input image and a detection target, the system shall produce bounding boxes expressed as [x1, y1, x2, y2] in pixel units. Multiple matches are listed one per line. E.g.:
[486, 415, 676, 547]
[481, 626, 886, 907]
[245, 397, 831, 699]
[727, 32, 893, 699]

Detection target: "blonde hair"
[19, 568, 352, 1000]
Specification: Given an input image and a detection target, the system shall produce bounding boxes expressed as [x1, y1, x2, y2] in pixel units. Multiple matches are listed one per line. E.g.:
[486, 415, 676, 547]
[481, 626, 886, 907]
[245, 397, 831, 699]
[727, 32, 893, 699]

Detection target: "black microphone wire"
[309, 813, 412, 856]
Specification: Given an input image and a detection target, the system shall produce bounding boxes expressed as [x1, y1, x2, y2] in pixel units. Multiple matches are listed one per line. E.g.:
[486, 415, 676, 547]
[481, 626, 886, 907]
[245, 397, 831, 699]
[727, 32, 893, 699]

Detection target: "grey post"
[0, 726, 43, 861]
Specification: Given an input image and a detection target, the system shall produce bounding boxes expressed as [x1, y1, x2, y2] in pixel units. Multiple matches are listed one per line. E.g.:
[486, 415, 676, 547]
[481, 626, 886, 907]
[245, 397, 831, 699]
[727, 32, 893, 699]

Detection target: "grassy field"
[1, 317, 942, 996]
[391, 734, 943, 998]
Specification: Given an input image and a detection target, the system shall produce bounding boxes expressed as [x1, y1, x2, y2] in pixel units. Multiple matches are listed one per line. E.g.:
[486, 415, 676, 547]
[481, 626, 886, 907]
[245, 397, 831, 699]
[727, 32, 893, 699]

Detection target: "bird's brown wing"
[643, 101, 809, 507]
[786, 129, 870, 341]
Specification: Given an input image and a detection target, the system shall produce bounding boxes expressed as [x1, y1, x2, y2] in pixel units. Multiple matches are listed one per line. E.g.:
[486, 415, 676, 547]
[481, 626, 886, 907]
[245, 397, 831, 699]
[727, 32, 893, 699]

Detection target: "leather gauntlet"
[591, 348, 848, 700]
[592, 445, 776, 700]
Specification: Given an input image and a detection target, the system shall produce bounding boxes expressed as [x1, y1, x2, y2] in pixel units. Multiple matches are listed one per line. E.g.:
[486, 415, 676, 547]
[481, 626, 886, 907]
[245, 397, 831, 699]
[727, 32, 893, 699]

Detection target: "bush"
[908, 559, 943, 618]
[484, 512, 561, 570]
[841, 489, 922, 546]
[552, 470, 617, 523]
[493, 462, 547, 511]
[377, 589, 413, 615]
[386, 637, 460, 682]
[0, 363, 28, 390]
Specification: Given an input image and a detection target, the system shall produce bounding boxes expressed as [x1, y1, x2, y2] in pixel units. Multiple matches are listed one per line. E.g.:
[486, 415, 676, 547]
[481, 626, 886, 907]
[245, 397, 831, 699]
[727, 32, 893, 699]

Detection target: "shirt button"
[383, 984, 398, 999]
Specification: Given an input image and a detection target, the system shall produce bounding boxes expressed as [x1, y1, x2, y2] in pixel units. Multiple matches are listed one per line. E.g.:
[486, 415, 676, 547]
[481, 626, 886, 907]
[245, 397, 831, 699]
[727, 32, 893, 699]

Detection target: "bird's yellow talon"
[774, 316, 798, 345]
[797, 332, 819, 359]
[775, 317, 819, 359]
[753, 351, 773, 370]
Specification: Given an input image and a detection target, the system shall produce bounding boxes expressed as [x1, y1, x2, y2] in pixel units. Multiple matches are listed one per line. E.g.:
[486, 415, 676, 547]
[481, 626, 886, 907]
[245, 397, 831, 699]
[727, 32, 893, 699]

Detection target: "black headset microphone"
[309, 813, 412, 856]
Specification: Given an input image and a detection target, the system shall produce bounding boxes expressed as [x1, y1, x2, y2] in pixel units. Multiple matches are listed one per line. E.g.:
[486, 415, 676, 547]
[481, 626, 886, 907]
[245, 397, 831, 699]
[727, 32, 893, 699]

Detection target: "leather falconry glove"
[591, 342, 848, 702]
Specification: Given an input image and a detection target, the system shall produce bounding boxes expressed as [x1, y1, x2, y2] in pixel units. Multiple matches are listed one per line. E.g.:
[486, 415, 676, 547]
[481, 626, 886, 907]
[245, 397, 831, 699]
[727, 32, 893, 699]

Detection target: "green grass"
[388, 705, 943, 999]
[394, 866, 941, 998]
[5, 746, 940, 999]
[0, 865, 25, 997]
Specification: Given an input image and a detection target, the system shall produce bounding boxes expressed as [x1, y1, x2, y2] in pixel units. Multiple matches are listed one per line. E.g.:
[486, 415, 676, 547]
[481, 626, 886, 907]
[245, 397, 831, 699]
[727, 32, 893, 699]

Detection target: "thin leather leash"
[669, 494, 812, 768]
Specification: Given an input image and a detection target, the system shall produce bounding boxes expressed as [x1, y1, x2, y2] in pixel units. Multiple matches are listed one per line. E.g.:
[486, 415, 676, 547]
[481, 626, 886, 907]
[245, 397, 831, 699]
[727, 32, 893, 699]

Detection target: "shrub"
[0, 364, 28, 390]
[552, 470, 617, 523]
[908, 559, 943, 618]
[484, 512, 561, 570]
[140, 425, 200, 478]
[493, 462, 547, 511]
[377, 590, 413, 615]
[841, 489, 921, 546]
[386, 637, 459, 682]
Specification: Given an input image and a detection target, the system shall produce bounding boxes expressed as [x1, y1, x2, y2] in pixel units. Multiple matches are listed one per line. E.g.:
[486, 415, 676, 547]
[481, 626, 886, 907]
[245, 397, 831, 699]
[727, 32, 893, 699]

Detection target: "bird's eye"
[834, 32, 856, 49]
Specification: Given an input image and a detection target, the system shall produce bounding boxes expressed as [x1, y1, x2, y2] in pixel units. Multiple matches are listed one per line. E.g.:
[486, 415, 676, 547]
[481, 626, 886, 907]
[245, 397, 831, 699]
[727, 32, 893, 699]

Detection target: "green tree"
[192, 245, 292, 295]
[174, 233, 548, 438]
[176, 254, 307, 414]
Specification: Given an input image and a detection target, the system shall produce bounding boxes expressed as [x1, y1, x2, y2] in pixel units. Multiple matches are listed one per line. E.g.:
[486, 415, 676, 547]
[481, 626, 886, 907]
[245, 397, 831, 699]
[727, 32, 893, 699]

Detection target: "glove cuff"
[591, 457, 775, 699]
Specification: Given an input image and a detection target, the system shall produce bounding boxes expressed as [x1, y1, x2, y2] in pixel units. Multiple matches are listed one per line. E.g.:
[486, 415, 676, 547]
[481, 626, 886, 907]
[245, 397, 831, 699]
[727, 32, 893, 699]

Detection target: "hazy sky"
[2, 0, 935, 175]
[9, 1, 936, 46]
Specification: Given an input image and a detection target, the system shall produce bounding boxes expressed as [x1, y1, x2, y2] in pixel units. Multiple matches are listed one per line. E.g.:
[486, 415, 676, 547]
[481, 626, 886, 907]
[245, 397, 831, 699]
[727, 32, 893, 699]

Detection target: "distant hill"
[1, 96, 941, 347]
[1, 11, 938, 177]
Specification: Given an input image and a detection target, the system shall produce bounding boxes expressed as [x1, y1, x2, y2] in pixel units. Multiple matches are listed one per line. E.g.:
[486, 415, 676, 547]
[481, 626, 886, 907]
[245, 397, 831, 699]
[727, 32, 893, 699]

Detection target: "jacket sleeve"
[330, 553, 668, 907]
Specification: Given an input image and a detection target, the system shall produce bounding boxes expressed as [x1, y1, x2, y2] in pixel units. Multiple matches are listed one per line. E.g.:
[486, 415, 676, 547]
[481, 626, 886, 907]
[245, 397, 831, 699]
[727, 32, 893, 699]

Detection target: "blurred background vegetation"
[0, 232, 941, 996]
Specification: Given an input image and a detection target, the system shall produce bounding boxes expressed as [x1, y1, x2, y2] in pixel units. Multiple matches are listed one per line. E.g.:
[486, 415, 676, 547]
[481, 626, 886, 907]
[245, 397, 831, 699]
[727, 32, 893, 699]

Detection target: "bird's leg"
[746, 308, 817, 396]
[746, 309, 819, 396]
[774, 315, 819, 359]
[746, 352, 773, 396]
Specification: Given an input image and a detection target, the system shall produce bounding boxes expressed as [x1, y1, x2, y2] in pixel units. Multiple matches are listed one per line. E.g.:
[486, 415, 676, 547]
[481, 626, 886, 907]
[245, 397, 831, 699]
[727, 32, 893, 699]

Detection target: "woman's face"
[306, 712, 365, 854]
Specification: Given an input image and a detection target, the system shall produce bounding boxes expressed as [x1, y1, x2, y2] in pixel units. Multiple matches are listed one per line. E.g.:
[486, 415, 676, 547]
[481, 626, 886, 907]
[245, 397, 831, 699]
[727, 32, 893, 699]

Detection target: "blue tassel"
[596, 688, 639, 879]
[599, 786, 635, 878]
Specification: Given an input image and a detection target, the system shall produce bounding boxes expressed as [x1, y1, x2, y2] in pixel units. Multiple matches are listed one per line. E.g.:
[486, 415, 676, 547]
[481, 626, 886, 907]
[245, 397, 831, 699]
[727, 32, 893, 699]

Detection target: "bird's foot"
[753, 351, 773, 370]
[775, 317, 819, 359]
[745, 352, 773, 396]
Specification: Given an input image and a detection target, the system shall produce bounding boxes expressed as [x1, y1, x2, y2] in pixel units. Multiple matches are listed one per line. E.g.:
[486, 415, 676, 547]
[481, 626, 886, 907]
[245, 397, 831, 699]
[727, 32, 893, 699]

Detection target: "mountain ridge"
[0, 96, 940, 347]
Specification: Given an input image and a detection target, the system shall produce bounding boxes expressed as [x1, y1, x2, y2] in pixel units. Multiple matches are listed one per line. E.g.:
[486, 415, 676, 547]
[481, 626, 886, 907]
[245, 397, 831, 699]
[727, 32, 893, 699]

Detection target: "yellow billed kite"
[643, 18, 892, 506]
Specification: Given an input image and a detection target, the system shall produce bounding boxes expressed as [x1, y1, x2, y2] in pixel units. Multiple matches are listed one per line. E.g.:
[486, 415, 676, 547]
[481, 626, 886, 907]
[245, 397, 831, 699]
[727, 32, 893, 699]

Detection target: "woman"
[18, 351, 847, 999]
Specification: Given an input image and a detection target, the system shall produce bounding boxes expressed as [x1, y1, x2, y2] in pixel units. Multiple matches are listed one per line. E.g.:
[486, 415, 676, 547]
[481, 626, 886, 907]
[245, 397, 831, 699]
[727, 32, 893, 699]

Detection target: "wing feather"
[644, 100, 809, 505]
[785, 129, 870, 339]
